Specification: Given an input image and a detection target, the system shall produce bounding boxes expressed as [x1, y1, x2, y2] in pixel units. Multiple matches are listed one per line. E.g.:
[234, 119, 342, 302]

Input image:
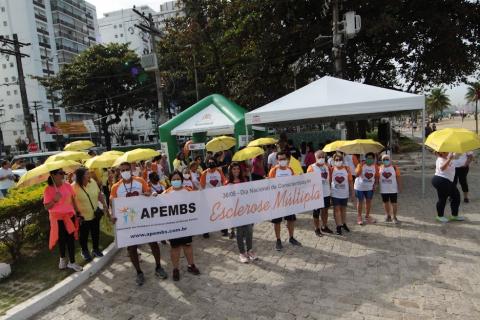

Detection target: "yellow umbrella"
[322, 140, 349, 152]
[289, 156, 304, 175]
[247, 137, 278, 147]
[45, 151, 91, 163]
[84, 154, 121, 169]
[425, 128, 480, 153]
[338, 139, 384, 154]
[16, 160, 81, 188]
[64, 140, 95, 151]
[232, 147, 264, 162]
[112, 148, 160, 167]
[102, 150, 124, 156]
[206, 136, 236, 153]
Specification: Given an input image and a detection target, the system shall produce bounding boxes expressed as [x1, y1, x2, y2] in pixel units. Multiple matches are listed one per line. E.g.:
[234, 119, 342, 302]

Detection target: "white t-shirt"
[0, 168, 15, 190]
[267, 152, 277, 167]
[344, 155, 357, 175]
[379, 165, 399, 194]
[308, 164, 331, 197]
[453, 152, 473, 168]
[271, 167, 293, 178]
[183, 179, 194, 189]
[435, 157, 455, 182]
[354, 164, 378, 191]
[330, 166, 351, 199]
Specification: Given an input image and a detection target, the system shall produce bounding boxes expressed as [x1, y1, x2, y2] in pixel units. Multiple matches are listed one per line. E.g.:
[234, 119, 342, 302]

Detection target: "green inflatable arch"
[159, 94, 247, 170]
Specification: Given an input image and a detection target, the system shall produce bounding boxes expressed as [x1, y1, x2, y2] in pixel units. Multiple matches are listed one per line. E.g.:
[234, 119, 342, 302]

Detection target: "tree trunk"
[101, 118, 112, 150]
[345, 121, 357, 140]
[357, 120, 368, 139]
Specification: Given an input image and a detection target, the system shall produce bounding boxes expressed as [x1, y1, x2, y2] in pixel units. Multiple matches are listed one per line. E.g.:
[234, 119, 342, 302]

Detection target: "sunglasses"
[56, 171, 66, 175]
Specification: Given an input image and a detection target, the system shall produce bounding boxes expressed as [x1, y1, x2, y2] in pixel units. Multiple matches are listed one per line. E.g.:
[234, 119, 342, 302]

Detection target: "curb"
[0, 242, 119, 320]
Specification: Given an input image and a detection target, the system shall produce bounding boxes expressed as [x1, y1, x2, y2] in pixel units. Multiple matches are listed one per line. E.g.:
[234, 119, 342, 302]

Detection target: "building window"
[113, 25, 117, 29]
[114, 35, 118, 38]
[8, 104, 13, 109]
[20, 130, 24, 134]
[120, 33, 123, 37]
[119, 24, 122, 27]
[1, 7, 5, 12]
[3, 21, 7, 26]
[6, 91, 10, 96]
[4, 77, 7, 82]
[16, 103, 20, 108]
[13, 89, 18, 95]
[12, 131, 17, 135]
[9, 62, 14, 67]
[11, 76, 16, 81]
[2, 64, 5, 69]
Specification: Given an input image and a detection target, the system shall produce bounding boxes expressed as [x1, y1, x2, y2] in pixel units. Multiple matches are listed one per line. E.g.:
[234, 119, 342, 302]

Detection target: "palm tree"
[427, 88, 451, 119]
[465, 81, 480, 134]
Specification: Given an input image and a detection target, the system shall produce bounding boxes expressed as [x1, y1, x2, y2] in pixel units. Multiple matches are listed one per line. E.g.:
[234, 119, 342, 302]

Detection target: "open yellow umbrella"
[338, 139, 384, 154]
[425, 128, 480, 153]
[322, 140, 348, 152]
[64, 140, 95, 151]
[45, 151, 91, 163]
[232, 147, 264, 162]
[84, 153, 121, 169]
[16, 160, 81, 188]
[289, 156, 304, 175]
[102, 150, 124, 156]
[206, 136, 236, 153]
[247, 137, 278, 147]
[112, 148, 160, 167]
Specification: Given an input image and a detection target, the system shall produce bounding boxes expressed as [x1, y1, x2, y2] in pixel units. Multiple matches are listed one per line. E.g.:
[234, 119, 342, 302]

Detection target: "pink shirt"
[43, 183, 75, 215]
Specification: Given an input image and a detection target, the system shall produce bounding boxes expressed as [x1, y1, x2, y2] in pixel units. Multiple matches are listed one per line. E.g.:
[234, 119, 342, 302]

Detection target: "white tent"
[245, 76, 427, 193]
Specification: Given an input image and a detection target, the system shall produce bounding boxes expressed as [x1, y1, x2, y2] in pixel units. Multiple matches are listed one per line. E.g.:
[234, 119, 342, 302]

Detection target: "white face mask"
[183, 174, 190, 179]
[334, 161, 343, 167]
[316, 158, 325, 165]
[121, 171, 132, 180]
[279, 160, 288, 167]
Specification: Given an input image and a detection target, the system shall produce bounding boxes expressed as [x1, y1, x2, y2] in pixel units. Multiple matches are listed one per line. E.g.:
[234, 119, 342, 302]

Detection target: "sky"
[87, 0, 472, 109]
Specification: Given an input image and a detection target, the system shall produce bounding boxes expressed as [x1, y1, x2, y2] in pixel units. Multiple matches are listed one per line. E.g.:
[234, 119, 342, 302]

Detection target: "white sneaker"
[247, 250, 258, 261]
[59, 257, 67, 270]
[239, 254, 249, 263]
[67, 262, 83, 272]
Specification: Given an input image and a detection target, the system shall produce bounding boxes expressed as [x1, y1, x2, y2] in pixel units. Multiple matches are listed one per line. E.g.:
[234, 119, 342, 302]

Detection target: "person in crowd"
[148, 171, 166, 195]
[378, 154, 402, 223]
[43, 168, 83, 272]
[205, 151, 214, 164]
[269, 151, 302, 250]
[142, 161, 154, 183]
[88, 150, 96, 157]
[432, 123, 437, 131]
[131, 162, 142, 177]
[26, 162, 36, 171]
[158, 153, 170, 177]
[287, 140, 300, 159]
[188, 161, 201, 190]
[173, 151, 187, 172]
[304, 143, 316, 169]
[72, 167, 109, 262]
[228, 162, 258, 263]
[432, 152, 463, 223]
[343, 153, 359, 180]
[182, 167, 195, 189]
[453, 152, 474, 203]
[11, 159, 25, 170]
[307, 151, 333, 236]
[194, 155, 204, 172]
[267, 145, 278, 171]
[163, 171, 200, 281]
[0, 160, 15, 197]
[330, 153, 354, 235]
[110, 162, 168, 285]
[354, 152, 379, 225]
[300, 141, 307, 171]
[214, 151, 228, 174]
[425, 123, 433, 138]
[251, 154, 265, 180]
[200, 158, 227, 238]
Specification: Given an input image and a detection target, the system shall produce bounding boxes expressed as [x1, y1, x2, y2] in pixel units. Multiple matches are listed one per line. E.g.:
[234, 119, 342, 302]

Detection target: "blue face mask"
[383, 160, 391, 166]
[171, 180, 182, 188]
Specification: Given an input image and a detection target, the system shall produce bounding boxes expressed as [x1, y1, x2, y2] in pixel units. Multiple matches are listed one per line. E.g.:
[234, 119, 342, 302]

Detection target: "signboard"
[54, 120, 97, 134]
[113, 173, 324, 247]
[188, 143, 205, 151]
[238, 135, 253, 147]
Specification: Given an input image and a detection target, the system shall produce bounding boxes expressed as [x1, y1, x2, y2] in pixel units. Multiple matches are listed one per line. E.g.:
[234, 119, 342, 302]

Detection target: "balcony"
[33, 0, 45, 9]
[42, 69, 55, 75]
[36, 28, 49, 36]
[38, 41, 51, 49]
[50, 4, 87, 24]
[35, 13, 48, 22]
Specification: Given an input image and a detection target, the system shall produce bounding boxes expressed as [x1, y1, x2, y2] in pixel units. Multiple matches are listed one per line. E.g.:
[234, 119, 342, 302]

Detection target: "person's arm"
[347, 168, 354, 199]
[439, 155, 453, 171]
[355, 164, 362, 177]
[199, 172, 206, 189]
[465, 153, 474, 167]
[396, 166, 403, 193]
[98, 191, 108, 212]
[44, 193, 61, 210]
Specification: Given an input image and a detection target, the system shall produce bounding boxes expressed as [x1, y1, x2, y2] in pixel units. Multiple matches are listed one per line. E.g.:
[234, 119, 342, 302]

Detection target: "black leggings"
[79, 217, 100, 253]
[431, 176, 460, 217]
[453, 167, 469, 193]
[58, 218, 75, 262]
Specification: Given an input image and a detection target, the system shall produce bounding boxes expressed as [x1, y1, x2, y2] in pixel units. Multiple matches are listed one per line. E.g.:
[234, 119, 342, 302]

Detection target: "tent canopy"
[245, 76, 424, 126]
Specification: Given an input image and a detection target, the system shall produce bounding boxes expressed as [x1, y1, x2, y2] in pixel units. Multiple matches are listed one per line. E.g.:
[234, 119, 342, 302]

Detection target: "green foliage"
[427, 88, 451, 116]
[14, 138, 27, 152]
[465, 82, 480, 103]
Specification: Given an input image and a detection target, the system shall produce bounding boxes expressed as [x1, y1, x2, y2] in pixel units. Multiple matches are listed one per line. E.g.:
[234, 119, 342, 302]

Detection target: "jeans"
[58, 218, 76, 262]
[236, 224, 253, 254]
[431, 175, 460, 217]
[79, 217, 100, 253]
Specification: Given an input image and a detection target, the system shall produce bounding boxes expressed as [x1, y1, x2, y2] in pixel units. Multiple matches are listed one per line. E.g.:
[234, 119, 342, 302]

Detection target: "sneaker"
[385, 215, 392, 223]
[393, 217, 400, 224]
[247, 250, 258, 261]
[81, 250, 92, 262]
[314, 228, 323, 237]
[155, 266, 168, 279]
[187, 264, 200, 275]
[229, 230, 235, 239]
[203, 233, 210, 239]
[449, 215, 465, 221]
[464, 198, 470, 203]
[357, 216, 364, 225]
[289, 237, 302, 246]
[275, 239, 283, 251]
[436, 216, 449, 223]
[136, 272, 145, 286]
[321, 226, 333, 234]
[67, 262, 83, 272]
[342, 224, 350, 232]
[59, 257, 67, 270]
[336, 226, 343, 235]
[92, 250, 104, 258]
[172, 269, 180, 281]
[366, 216, 377, 224]
[239, 253, 249, 263]
[221, 229, 229, 237]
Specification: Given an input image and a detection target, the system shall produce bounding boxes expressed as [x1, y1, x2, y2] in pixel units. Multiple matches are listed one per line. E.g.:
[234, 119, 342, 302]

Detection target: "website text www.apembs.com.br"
[129, 226, 187, 239]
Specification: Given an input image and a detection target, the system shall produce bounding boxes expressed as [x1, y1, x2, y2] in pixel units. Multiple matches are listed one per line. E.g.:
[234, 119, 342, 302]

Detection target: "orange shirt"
[268, 165, 295, 178]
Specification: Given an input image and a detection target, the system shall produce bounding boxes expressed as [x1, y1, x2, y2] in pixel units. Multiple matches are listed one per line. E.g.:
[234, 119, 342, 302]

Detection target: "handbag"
[80, 185, 104, 220]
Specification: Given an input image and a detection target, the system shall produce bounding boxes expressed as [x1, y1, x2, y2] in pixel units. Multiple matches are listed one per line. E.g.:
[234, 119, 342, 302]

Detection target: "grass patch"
[0, 217, 114, 315]
[399, 136, 422, 152]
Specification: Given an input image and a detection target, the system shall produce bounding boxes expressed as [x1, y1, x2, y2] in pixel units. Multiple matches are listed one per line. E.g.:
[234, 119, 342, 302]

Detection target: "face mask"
[171, 180, 182, 188]
[334, 161, 343, 167]
[121, 171, 132, 180]
[279, 160, 288, 167]
[383, 160, 391, 166]
[366, 159, 374, 165]
[316, 158, 325, 165]
[183, 174, 190, 179]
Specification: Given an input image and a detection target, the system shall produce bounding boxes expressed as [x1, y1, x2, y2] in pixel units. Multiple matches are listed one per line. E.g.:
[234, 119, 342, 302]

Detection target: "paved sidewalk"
[34, 160, 480, 320]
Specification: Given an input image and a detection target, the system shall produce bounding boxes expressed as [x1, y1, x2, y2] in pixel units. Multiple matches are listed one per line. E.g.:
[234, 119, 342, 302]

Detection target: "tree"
[465, 81, 480, 133]
[38, 43, 157, 150]
[15, 138, 27, 152]
[427, 88, 451, 118]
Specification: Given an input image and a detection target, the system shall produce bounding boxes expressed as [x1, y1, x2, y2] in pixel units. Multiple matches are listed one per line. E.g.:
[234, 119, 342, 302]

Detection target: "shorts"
[332, 197, 348, 207]
[381, 193, 398, 203]
[355, 190, 374, 200]
[271, 214, 296, 224]
[312, 196, 331, 218]
[169, 236, 193, 248]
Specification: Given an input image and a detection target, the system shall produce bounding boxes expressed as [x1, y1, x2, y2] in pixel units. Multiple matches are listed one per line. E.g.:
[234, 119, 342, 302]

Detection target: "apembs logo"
[120, 207, 137, 224]
[140, 202, 196, 219]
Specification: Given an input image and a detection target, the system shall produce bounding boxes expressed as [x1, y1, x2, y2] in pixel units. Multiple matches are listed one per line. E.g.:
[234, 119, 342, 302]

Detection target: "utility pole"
[43, 46, 61, 150]
[332, 0, 343, 77]
[0, 34, 34, 144]
[31, 101, 43, 150]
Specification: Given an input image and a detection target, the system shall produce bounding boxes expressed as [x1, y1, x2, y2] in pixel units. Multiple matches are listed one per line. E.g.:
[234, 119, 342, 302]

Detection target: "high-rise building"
[154, 0, 183, 31]
[0, 0, 97, 153]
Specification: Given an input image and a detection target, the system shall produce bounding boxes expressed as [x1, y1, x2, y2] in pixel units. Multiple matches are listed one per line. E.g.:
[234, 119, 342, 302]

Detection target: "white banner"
[113, 172, 324, 248]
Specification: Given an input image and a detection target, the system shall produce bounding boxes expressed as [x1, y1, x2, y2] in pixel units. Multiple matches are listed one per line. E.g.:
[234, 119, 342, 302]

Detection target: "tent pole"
[389, 117, 393, 159]
[422, 106, 426, 196]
